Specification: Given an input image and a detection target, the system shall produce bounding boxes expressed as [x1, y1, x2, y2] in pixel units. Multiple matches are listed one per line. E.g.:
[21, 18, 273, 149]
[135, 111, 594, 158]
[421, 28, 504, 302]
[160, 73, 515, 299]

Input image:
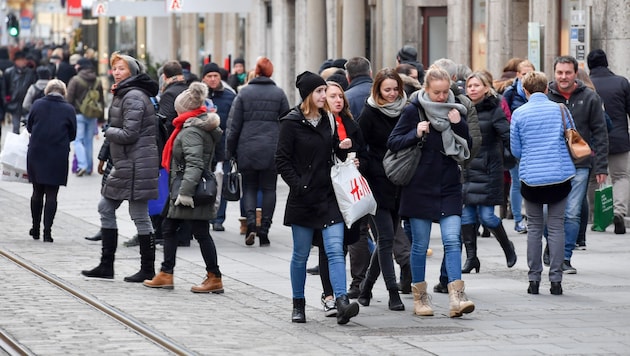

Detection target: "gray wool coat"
[166, 112, 222, 220]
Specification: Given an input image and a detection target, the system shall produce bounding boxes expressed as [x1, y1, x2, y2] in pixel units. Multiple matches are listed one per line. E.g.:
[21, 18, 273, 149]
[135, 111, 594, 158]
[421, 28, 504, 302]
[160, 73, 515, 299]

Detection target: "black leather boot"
[388, 289, 405, 311]
[81, 228, 118, 279]
[550, 282, 563, 295]
[527, 281, 540, 294]
[461, 224, 480, 273]
[85, 230, 102, 241]
[291, 298, 306, 323]
[489, 223, 517, 268]
[124, 234, 156, 282]
[336, 295, 359, 324]
[245, 224, 256, 246]
[398, 263, 412, 294]
[357, 278, 375, 306]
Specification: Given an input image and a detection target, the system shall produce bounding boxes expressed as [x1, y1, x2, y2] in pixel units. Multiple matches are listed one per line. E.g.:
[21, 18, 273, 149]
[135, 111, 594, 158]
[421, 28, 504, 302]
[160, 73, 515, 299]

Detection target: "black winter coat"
[158, 80, 188, 134]
[462, 95, 510, 206]
[226, 76, 290, 170]
[208, 84, 236, 162]
[589, 67, 630, 154]
[102, 74, 160, 201]
[26, 94, 76, 186]
[357, 104, 401, 211]
[276, 107, 344, 228]
[388, 97, 471, 220]
[4, 65, 36, 114]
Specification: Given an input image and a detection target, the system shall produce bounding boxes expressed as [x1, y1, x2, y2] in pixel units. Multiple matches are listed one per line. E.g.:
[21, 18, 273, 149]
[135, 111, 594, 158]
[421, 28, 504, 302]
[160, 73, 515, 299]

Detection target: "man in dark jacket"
[344, 57, 373, 119]
[227, 58, 247, 93]
[226, 57, 289, 246]
[548, 55, 608, 274]
[343, 56, 373, 298]
[4, 51, 37, 133]
[202, 62, 236, 231]
[396, 45, 425, 85]
[588, 49, 630, 234]
[158, 61, 189, 134]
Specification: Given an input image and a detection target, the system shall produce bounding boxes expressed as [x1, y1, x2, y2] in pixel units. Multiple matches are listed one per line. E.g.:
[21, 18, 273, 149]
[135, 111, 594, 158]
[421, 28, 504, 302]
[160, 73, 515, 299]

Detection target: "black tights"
[31, 183, 60, 234]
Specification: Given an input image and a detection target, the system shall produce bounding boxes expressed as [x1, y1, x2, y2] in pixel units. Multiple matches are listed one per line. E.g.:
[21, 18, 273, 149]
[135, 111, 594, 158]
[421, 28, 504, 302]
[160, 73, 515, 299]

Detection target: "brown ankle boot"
[191, 272, 224, 294]
[143, 271, 174, 289]
[238, 217, 247, 235]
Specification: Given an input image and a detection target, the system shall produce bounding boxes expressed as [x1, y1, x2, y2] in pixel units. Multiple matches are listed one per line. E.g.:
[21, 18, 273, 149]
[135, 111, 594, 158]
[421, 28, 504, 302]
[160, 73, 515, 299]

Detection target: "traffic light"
[6, 14, 19, 38]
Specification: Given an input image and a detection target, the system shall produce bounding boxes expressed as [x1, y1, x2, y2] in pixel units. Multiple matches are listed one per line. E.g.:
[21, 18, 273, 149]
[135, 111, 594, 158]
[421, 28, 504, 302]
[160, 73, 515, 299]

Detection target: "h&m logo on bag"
[349, 176, 372, 202]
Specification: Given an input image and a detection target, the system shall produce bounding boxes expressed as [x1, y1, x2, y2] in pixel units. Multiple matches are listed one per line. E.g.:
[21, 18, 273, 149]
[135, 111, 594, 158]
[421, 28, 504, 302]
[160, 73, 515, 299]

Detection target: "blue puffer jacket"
[510, 93, 575, 186]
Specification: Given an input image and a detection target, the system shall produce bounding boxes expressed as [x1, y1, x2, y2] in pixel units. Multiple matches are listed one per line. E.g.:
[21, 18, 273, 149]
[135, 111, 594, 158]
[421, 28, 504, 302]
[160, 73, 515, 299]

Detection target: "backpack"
[76, 77, 104, 118]
[151, 97, 169, 164]
[32, 87, 45, 103]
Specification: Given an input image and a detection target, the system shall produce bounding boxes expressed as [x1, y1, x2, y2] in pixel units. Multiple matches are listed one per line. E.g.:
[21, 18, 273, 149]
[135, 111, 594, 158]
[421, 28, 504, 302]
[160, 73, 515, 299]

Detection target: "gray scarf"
[417, 89, 470, 162]
[367, 92, 408, 118]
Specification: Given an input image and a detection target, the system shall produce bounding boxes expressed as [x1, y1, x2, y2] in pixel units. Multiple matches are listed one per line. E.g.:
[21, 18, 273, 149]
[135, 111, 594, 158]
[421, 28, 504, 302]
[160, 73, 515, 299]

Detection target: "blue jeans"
[409, 215, 462, 284]
[241, 169, 277, 234]
[510, 166, 524, 222]
[461, 204, 501, 228]
[564, 168, 590, 261]
[290, 223, 346, 299]
[74, 114, 97, 173]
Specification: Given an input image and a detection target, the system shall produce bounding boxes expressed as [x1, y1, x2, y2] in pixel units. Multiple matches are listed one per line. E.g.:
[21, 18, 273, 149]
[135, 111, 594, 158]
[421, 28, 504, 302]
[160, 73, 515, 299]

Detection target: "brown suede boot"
[238, 217, 247, 235]
[256, 208, 262, 228]
[143, 271, 174, 289]
[191, 272, 224, 294]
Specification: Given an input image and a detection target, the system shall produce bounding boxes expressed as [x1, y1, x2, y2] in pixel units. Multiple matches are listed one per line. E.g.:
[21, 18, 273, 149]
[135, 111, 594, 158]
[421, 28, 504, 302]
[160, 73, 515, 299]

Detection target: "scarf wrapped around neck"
[161, 106, 207, 172]
[417, 89, 470, 163]
[367, 92, 408, 118]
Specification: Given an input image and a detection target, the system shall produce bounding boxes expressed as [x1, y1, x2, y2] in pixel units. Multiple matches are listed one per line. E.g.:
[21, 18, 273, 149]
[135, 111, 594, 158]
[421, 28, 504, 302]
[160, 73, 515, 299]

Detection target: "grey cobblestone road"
[1, 126, 630, 355]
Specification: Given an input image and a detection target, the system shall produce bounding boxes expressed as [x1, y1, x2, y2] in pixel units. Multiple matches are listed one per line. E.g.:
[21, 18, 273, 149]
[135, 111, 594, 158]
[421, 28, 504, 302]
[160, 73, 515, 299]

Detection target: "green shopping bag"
[592, 185, 613, 232]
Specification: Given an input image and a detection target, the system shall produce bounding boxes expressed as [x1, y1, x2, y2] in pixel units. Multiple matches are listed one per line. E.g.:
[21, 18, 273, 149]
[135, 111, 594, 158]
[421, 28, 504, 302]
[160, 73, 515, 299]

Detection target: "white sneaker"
[321, 294, 337, 317]
[515, 219, 527, 233]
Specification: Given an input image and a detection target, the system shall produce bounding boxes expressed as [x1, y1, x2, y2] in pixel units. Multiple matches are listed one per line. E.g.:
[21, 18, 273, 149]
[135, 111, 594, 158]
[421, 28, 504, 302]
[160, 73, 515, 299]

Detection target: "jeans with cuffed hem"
[564, 168, 590, 261]
[409, 215, 462, 284]
[290, 223, 346, 299]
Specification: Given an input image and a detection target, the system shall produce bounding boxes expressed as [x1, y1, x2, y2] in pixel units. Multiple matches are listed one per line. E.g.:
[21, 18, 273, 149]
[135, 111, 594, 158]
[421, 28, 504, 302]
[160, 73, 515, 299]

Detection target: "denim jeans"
[461, 204, 501, 228]
[564, 168, 590, 261]
[290, 223, 346, 299]
[11, 112, 22, 134]
[74, 114, 97, 173]
[510, 165, 524, 222]
[409, 215, 462, 284]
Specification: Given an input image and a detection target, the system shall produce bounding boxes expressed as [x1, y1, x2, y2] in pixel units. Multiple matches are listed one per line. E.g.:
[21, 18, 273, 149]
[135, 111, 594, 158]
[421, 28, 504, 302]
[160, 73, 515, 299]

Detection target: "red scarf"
[161, 106, 207, 171]
[335, 115, 347, 140]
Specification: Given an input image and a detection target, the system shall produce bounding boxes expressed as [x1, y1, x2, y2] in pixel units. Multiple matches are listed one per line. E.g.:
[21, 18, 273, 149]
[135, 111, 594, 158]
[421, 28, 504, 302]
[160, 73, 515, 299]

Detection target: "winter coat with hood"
[275, 107, 344, 229]
[589, 66, 630, 154]
[226, 76, 290, 171]
[166, 112, 222, 220]
[158, 79, 188, 134]
[462, 95, 510, 206]
[102, 73, 160, 201]
[66, 68, 105, 119]
[547, 80, 608, 174]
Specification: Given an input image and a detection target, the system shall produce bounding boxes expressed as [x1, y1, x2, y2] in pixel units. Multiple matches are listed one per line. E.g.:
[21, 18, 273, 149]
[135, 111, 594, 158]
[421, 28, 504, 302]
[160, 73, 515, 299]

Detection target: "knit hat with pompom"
[175, 82, 208, 114]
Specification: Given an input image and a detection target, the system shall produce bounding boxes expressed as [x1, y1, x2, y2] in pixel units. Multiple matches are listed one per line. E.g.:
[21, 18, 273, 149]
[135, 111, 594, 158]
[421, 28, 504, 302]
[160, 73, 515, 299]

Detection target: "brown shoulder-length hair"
[300, 86, 330, 117]
[326, 81, 352, 119]
[371, 68, 404, 106]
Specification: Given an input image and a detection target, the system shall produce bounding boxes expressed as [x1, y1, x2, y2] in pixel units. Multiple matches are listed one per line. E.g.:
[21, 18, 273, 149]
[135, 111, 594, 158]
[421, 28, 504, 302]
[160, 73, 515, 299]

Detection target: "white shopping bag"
[0, 130, 30, 172]
[330, 157, 377, 228]
[1, 165, 29, 183]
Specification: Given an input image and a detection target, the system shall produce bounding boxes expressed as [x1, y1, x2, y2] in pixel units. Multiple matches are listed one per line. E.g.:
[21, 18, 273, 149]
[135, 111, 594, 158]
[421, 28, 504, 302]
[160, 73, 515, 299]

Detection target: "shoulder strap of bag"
[559, 103, 574, 130]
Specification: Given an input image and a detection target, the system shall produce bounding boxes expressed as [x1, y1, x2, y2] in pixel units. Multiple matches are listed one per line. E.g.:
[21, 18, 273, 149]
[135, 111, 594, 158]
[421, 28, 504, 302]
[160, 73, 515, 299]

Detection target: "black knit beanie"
[202, 62, 221, 77]
[296, 71, 327, 101]
[587, 49, 608, 69]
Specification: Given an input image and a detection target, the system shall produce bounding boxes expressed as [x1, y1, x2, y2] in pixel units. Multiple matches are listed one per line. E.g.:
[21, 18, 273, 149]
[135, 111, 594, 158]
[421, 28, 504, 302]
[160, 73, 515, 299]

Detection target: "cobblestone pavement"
[2, 125, 630, 355]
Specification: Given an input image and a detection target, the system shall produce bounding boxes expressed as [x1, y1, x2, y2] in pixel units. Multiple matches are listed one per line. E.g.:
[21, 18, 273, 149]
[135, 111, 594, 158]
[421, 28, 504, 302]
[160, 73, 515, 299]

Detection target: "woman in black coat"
[276, 71, 359, 325]
[356, 68, 408, 311]
[461, 72, 517, 274]
[26, 79, 77, 242]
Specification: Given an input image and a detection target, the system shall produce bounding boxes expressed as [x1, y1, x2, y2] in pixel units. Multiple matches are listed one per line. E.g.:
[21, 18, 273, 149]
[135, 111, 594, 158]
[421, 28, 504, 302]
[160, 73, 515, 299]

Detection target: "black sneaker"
[321, 294, 337, 317]
[306, 265, 319, 275]
[562, 260, 577, 274]
[347, 286, 360, 299]
[575, 242, 586, 250]
[213, 223, 225, 231]
[614, 215, 626, 234]
[433, 282, 448, 294]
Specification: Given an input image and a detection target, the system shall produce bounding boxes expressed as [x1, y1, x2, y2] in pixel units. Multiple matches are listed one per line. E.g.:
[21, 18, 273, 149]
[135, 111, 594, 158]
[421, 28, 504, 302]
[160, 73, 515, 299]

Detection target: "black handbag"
[383, 141, 424, 186]
[223, 159, 242, 201]
[170, 169, 217, 206]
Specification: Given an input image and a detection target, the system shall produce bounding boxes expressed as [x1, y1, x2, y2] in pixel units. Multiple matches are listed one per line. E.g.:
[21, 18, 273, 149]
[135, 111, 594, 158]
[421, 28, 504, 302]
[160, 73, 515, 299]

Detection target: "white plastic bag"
[1, 165, 29, 183]
[0, 130, 29, 172]
[331, 157, 377, 228]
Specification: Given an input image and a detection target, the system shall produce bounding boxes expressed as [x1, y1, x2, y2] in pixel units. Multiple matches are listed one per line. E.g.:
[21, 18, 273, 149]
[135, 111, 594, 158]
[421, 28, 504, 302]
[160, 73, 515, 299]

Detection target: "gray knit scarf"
[417, 89, 470, 162]
[367, 92, 408, 118]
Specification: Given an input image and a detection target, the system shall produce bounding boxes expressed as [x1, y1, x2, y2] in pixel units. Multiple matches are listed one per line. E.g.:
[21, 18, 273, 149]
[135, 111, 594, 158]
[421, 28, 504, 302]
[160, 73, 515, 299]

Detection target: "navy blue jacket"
[208, 84, 236, 162]
[345, 76, 373, 119]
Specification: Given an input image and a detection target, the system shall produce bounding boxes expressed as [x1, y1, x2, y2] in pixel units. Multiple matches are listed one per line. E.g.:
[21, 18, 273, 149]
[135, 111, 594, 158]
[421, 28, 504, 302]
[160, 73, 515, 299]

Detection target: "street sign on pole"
[167, 0, 183, 13]
[93, 2, 108, 17]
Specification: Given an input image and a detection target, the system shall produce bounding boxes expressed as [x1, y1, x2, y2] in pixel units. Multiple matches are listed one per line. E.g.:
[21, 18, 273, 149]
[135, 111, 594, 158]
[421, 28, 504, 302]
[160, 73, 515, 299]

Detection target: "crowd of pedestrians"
[3, 42, 629, 326]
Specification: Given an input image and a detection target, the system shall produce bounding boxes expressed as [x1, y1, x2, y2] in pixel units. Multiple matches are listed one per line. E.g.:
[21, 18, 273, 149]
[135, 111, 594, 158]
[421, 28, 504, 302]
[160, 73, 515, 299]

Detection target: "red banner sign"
[67, 0, 83, 17]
